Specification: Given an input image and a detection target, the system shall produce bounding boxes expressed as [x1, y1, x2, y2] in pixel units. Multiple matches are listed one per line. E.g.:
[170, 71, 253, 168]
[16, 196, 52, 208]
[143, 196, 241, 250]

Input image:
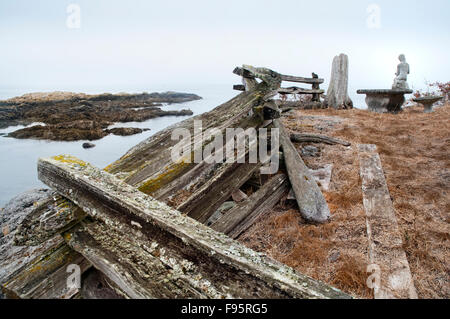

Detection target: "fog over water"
[0, 85, 237, 207]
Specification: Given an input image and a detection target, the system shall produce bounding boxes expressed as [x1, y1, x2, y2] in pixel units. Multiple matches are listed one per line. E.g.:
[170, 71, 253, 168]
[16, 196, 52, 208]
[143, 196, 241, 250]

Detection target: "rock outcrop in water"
[0, 91, 200, 141]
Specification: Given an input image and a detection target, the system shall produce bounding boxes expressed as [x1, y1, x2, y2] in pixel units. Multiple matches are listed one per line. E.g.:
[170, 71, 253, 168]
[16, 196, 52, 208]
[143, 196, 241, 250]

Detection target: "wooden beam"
[211, 174, 289, 239]
[14, 195, 86, 246]
[178, 161, 262, 223]
[106, 82, 276, 186]
[273, 119, 330, 223]
[38, 155, 350, 299]
[2, 240, 91, 299]
[280, 74, 324, 84]
[278, 87, 325, 95]
[358, 144, 417, 299]
[234, 67, 324, 84]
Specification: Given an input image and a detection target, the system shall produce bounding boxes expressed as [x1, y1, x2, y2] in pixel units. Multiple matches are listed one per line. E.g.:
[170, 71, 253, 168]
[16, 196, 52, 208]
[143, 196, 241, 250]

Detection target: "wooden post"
[358, 145, 417, 299]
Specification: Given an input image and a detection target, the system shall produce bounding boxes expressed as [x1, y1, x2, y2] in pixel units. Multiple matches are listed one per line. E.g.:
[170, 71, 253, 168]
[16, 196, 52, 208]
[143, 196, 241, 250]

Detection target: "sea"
[0, 85, 365, 207]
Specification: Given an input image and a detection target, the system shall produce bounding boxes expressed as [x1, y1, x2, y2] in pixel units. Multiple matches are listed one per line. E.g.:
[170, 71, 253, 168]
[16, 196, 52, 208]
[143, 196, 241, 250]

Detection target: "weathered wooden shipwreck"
[0, 66, 352, 299]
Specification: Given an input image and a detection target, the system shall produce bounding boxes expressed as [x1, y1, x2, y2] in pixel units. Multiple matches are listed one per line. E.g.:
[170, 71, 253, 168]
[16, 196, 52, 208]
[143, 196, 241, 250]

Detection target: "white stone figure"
[392, 54, 410, 90]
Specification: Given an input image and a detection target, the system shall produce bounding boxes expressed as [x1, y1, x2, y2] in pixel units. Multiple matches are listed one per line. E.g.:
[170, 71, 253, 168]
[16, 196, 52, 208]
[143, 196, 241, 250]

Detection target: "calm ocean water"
[0, 85, 366, 207]
[0, 84, 238, 207]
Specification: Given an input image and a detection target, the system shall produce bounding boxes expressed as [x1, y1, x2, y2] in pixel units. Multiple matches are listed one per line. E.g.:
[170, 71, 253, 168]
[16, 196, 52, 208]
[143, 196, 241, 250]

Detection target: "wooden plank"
[211, 174, 289, 239]
[273, 119, 330, 223]
[67, 222, 206, 299]
[278, 87, 325, 95]
[233, 67, 324, 84]
[358, 144, 417, 299]
[178, 161, 262, 223]
[2, 240, 91, 299]
[38, 155, 350, 299]
[280, 74, 324, 84]
[106, 83, 276, 186]
[14, 195, 86, 246]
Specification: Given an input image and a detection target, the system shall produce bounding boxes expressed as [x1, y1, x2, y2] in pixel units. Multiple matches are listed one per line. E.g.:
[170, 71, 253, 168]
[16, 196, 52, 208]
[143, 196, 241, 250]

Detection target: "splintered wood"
[358, 144, 417, 299]
[1, 65, 343, 299]
[36, 155, 350, 299]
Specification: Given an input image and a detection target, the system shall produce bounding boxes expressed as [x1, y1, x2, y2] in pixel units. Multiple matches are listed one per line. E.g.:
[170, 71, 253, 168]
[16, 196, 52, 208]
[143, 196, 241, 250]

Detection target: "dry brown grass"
[239, 104, 449, 299]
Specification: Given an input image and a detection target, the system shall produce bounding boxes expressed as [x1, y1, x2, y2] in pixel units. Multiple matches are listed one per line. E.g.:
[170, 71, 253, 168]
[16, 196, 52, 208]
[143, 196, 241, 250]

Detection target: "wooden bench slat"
[278, 87, 325, 95]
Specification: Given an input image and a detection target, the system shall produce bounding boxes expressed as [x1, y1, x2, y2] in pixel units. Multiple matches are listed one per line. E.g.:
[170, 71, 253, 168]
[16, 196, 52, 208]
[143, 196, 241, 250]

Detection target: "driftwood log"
[290, 133, 351, 146]
[36, 155, 349, 299]
[273, 119, 330, 223]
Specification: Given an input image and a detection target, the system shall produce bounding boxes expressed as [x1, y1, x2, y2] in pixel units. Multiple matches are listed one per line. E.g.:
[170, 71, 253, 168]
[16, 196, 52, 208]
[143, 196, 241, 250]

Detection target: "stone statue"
[392, 54, 410, 90]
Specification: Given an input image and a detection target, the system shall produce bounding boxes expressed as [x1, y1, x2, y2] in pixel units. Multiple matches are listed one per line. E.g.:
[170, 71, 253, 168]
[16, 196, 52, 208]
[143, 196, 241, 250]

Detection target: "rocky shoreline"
[0, 91, 201, 141]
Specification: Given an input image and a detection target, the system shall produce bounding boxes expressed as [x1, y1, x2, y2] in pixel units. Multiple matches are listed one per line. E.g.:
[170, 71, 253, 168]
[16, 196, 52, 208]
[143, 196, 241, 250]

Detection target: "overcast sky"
[0, 0, 449, 95]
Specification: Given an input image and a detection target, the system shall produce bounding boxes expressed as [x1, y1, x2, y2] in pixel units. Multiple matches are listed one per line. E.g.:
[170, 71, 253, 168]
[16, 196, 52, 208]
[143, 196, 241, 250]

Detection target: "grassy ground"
[239, 103, 449, 299]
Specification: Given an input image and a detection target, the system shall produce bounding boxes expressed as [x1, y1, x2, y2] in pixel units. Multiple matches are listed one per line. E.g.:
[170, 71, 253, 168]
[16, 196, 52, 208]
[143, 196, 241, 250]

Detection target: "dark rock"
[82, 142, 96, 149]
[107, 127, 145, 136]
[0, 92, 198, 141]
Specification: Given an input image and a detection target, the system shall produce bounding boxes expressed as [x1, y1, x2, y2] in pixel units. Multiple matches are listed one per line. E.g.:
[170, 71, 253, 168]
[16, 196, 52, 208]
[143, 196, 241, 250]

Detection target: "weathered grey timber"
[2, 65, 344, 298]
[37, 155, 350, 299]
[178, 161, 262, 223]
[0, 190, 92, 299]
[2, 240, 91, 299]
[358, 144, 417, 299]
[233, 67, 324, 84]
[14, 195, 86, 246]
[211, 174, 289, 239]
[412, 96, 443, 113]
[278, 87, 325, 95]
[357, 89, 413, 113]
[326, 54, 353, 109]
[273, 119, 330, 223]
[107, 82, 276, 189]
[234, 66, 324, 101]
[290, 133, 351, 146]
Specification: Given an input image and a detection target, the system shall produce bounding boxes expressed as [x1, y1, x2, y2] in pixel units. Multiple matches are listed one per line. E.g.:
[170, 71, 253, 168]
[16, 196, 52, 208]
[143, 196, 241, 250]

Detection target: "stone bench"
[412, 96, 443, 113]
[357, 89, 413, 114]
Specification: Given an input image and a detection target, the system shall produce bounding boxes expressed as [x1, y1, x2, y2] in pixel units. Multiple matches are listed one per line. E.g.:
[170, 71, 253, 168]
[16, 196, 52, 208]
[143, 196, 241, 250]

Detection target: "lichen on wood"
[37, 156, 350, 299]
